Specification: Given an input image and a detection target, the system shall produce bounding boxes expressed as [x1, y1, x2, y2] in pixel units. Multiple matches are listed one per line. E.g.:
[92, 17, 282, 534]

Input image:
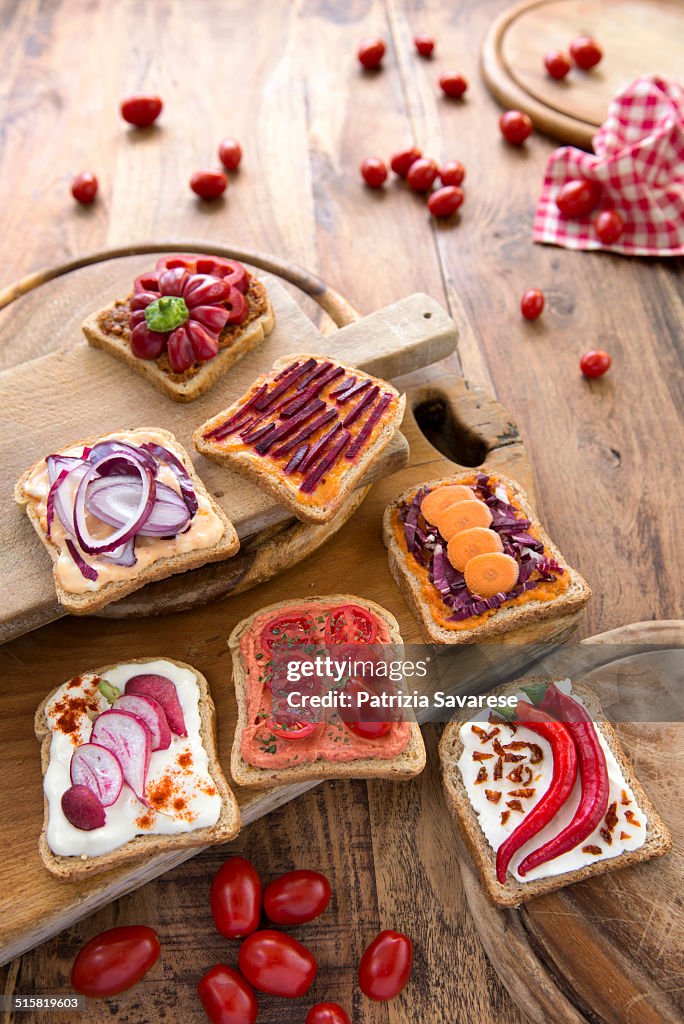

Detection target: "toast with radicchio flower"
[194, 354, 406, 524]
[383, 471, 590, 643]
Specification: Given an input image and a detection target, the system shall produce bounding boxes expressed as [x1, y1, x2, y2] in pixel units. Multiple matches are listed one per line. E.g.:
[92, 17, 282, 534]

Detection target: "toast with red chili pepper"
[439, 676, 671, 907]
[383, 471, 591, 643]
[195, 355, 405, 524]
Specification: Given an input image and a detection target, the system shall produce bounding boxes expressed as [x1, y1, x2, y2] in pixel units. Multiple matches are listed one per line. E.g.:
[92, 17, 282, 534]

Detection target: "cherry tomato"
[499, 110, 532, 145]
[570, 36, 602, 70]
[440, 160, 465, 187]
[267, 717, 320, 741]
[361, 157, 388, 188]
[520, 288, 545, 320]
[306, 1004, 351, 1024]
[439, 71, 468, 98]
[324, 605, 378, 644]
[544, 50, 571, 79]
[358, 930, 413, 1001]
[595, 210, 624, 244]
[197, 965, 257, 1024]
[428, 185, 464, 218]
[71, 172, 98, 204]
[345, 719, 392, 739]
[390, 146, 422, 177]
[218, 138, 242, 171]
[414, 34, 434, 57]
[406, 157, 439, 193]
[120, 94, 163, 127]
[210, 856, 262, 939]
[358, 38, 385, 69]
[70, 926, 160, 998]
[580, 349, 611, 378]
[238, 930, 317, 998]
[190, 169, 228, 200]
[264, 870, 331, 925]
[556, 178, 602, 219]
[261, 612, 316, 654]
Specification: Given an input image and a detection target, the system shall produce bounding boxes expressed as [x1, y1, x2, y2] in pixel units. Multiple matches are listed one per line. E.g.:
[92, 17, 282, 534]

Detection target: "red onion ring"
[74, 453, 156, 554]
[140, 443, 198, 515]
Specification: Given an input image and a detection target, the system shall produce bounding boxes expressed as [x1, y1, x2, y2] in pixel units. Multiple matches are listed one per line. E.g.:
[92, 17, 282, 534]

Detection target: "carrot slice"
[464, 552, 519, 598]
[420, 485, 475, 525]
[433, 499, 493, 540]
[447, 527, 503, 572]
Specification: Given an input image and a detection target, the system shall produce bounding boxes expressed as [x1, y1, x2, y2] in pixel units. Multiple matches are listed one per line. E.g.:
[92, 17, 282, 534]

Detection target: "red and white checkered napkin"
[533, 76, 684, 256]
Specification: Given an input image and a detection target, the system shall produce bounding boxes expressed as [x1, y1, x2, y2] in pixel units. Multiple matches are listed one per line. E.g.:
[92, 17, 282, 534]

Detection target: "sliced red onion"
[272, 409, 337, 457]
[300, 430, 351, 493]
[98, 537, 137, 567]
[346, 393, 393, 459]
[343, 386, 380, 427]
[85, 475, 191, 536]
[70, 743, 124, 807]
[47, 453, 83, 485]
[254, 359, 317, 411]
[74, 453, 156, 555]
[87, 440, 158, 477]
[65, 539, 99, 581]
[49, 462, 90, 538]
[91, 709, 152, 802]
[140, 443, 199, 516]
[46, 469, 69, 538]
[254, 400, 326, 455]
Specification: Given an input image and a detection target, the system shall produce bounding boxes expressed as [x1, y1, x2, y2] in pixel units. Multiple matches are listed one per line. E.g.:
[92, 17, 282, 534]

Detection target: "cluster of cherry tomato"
[361, 147, 466, 221]
[357, 34, 469, 102]
[70, 94, 242, 205]
[544, 36, 603, 80]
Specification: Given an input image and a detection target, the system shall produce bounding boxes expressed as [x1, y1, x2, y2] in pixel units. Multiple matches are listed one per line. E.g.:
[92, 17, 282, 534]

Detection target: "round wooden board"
[481, 0, 683, 148]
[459, 620, 684, 1024]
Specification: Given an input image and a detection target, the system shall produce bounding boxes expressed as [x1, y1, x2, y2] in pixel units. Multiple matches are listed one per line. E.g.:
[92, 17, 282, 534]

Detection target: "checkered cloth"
[533, 76, 684, 256]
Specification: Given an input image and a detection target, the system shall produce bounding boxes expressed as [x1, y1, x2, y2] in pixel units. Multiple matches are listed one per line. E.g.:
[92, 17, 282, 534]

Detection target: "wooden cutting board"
[0, 248, 458, 643]
[458, 620, 684, 1024]
[481, 0, 683, 148]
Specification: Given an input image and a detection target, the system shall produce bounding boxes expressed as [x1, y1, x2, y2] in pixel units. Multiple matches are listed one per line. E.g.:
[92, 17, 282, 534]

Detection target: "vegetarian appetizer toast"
[195, 354, 405, 524]
[229, 595, 426, 786]
[82, 254, 275, 402]
[35, 658, 241, 880]
[440, 677, 671, 906]
[15, 427, 239, 614]
[383, 471, 590, 642]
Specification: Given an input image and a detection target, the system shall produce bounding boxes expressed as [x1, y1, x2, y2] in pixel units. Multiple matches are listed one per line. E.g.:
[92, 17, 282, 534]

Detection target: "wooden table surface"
[0, 1, 681, 1022]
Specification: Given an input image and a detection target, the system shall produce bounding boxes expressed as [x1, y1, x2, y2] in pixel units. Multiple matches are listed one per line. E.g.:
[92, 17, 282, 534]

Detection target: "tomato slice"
[260, 612, 317, 655]
[267, 717, 320, 741]
[345, 719, 392, 739]
[324, 605, 378, 644]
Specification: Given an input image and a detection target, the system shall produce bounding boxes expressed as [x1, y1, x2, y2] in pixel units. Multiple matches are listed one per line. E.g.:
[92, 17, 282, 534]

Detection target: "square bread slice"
[439, 677, 672, 906]
[82, 272, 275, 403]
[229, 595, 426, 787]
[383, 469, 591, 643]
[15, 427, 239, 615]
[35, 657, 241, 880]
[195, 354, 406, 524]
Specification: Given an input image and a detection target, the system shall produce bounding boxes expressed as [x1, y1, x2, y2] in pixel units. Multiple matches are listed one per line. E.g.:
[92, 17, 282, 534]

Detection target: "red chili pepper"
[495, 701, 577, 884]
[517, 682, 609, 877]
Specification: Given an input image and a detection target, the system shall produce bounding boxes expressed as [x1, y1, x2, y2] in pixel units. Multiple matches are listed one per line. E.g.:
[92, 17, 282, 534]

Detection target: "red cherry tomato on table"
[428, 185, 464, 219]
[440, 160, 465, 186]
[358, 930, 413, 1001]
[190, 169, 228, 200]
[264, 869, 331, 925]
[210, 856, 262, 939]
[556, 178, 602, 218]
[414, 34, 434, 57]
[520, 288, 545, 321]
[306, 1004, 351, 1024]
[390, 146, 422, 177]
[238, 930, 318, 998]
[197, 965, 258, 1024]
[570, 36, 602, 69]
[544, 50, 571, 79]
[595, 210, 624, 244]
[358, 37, 385, 69]
[361, 157, 388, 188]
[120, 94, 163, 127]
[407, 157, 439, 193]
[439, 71, 468, 98]
[218, 138, 242, 171]
[499, 110, 532, 145]
[70, 926, 160, 998]
[580, 349, 611, 378]
[71, 172, 98, 204]
[324, 604, 378, 644]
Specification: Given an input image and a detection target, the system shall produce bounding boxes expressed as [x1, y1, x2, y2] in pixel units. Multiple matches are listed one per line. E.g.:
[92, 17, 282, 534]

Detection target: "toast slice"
[440, 677, 672, 907]
[35, 657, 241, 880]
[195, 354, 406, 524]
[229, 595, 426, 787]
[82, 271, 275, 403]
[15, 427, 239, 615]
[383, 470, 591, 643]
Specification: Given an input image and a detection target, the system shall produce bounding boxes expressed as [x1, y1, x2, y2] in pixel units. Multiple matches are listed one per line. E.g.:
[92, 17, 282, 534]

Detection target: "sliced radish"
[114, 694, 171, 750]
[61, 784, 106, 831]
[91, 709, 152, 802]
[125, 674, 187, 736]
[70, 743, 124, 806]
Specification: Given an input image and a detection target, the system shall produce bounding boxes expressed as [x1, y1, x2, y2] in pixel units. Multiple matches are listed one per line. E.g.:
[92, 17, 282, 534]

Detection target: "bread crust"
[82, 277, 275, 403]
[194, 355, 406, 525]
[14, 427, 240, 615]
[439, 676, 672, 907]
[35, 657, 241, 880]
[228, 594, 426, 787]
[383, 470, 591, 643]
